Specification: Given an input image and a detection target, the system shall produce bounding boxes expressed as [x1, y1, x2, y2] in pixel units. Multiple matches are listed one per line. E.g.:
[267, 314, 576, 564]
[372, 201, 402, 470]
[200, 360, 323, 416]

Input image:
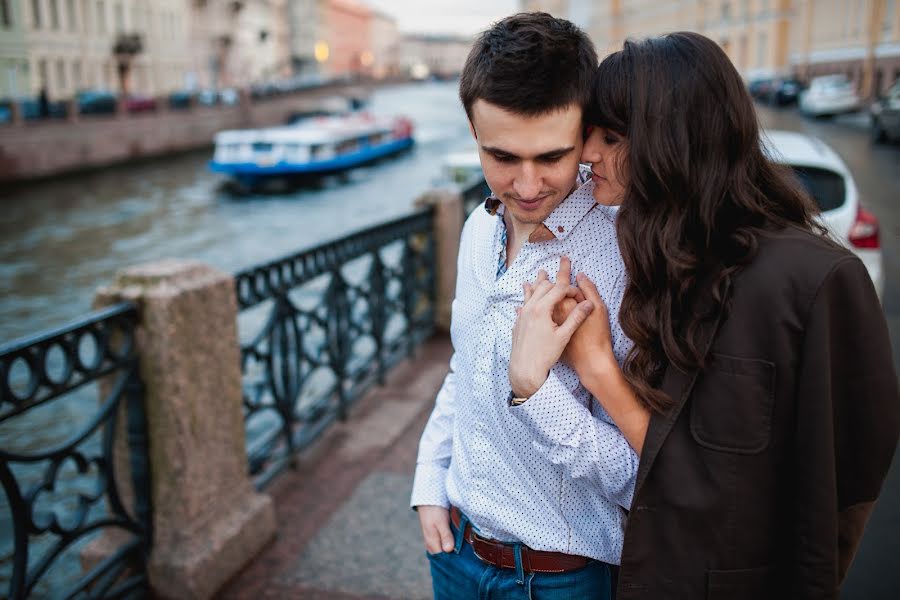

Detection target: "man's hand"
[509, 256, 594, 398]
[417, 505, 454, 554]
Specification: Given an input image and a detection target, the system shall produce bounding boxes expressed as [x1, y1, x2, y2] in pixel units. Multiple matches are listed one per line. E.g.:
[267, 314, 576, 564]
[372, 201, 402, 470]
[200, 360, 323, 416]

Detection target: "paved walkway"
[219, 334, 453, 600]
[216, 329, 900, 599]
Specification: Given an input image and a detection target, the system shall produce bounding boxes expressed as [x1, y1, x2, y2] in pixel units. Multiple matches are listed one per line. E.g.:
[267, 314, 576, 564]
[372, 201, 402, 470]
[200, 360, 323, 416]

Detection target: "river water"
[0, 81, 475, 343]
[0, 81, 474, 596]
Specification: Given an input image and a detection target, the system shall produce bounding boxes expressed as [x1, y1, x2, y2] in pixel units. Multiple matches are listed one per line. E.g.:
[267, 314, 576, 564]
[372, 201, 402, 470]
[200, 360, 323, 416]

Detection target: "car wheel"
[871, 117, 887, 143]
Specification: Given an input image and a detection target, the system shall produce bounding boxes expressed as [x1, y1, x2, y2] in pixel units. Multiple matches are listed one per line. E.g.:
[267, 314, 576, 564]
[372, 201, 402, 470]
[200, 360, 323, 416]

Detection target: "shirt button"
[557, 225, 565, 233]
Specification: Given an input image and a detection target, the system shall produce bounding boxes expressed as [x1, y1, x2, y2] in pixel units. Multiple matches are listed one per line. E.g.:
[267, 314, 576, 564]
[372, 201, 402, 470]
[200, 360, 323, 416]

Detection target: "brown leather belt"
[449, 506, 592, 574]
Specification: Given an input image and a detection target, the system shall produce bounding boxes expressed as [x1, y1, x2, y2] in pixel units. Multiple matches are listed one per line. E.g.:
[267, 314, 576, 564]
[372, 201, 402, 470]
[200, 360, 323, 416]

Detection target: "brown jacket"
[616, 227, 900, 599]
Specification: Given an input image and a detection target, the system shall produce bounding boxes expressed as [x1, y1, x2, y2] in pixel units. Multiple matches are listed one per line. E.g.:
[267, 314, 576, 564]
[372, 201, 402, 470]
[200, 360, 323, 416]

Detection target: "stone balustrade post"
[91, 259, 276, 600]
[415, 189, 464, 332]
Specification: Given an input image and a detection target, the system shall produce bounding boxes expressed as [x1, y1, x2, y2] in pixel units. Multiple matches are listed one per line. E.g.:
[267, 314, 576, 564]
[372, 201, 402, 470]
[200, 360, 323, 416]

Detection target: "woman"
[508, 32, 899, 599]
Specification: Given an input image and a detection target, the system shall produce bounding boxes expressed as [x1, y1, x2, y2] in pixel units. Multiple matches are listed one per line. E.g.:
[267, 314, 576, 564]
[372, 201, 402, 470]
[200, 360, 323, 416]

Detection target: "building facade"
[791, 0, 899, 95]
[187, 0, 291, 90]
[521, 0, 900, 95]
[399, 33, 472, 80]
[0, 0, 193, 99]
[322, 0, 372, 77]
[370, 9, 399, 79]
[0, 0, 30, 97]
[285, 0, 327, 75]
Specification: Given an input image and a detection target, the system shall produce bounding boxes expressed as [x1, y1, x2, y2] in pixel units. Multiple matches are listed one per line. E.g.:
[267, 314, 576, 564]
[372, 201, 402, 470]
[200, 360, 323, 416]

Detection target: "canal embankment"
[0, 81, 375, 184]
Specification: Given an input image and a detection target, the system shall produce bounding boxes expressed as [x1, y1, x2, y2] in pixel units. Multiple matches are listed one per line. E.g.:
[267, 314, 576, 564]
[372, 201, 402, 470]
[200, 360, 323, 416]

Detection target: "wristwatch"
[508, 390, 529, 406]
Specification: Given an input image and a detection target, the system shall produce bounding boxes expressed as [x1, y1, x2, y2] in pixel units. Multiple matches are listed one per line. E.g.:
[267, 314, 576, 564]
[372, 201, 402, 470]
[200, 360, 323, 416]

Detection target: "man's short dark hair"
[459, 12, 597, 120]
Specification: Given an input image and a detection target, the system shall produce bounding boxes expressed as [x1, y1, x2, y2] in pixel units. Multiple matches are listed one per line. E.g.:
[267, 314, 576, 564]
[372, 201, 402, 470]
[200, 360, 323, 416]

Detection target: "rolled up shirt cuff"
[508, 370, 584, 446]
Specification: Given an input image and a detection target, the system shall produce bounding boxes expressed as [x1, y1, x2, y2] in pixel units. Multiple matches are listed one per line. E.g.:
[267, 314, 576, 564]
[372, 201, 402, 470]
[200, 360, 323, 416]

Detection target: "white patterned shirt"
[410, 176, 638, 565]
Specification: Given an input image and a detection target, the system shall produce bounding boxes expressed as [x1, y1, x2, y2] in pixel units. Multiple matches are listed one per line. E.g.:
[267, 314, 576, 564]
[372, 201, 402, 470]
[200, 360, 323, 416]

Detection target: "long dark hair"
[587, 32, 826, 413]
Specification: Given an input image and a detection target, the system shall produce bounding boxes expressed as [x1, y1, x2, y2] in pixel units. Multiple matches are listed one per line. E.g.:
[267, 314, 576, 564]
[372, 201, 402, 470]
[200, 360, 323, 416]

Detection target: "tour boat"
[209, 111, 414, 187]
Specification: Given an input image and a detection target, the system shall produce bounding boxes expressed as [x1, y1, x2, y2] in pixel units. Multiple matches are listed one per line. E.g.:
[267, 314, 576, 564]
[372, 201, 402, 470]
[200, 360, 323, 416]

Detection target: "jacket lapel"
[632, 279, 732, 498]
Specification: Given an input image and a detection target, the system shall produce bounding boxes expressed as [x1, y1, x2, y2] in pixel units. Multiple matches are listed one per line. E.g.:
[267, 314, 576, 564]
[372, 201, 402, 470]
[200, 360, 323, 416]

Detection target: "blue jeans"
[427, 513, 613, 600]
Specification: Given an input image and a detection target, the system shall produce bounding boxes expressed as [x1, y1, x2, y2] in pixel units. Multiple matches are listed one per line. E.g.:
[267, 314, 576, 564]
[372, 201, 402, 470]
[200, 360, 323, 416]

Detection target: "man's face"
[470, 100, 584, 229]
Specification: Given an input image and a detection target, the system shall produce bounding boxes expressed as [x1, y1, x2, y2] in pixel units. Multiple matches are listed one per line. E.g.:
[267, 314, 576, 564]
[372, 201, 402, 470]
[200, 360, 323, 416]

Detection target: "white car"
[762, 130, 883, 299]
[798, 75, 861, 117]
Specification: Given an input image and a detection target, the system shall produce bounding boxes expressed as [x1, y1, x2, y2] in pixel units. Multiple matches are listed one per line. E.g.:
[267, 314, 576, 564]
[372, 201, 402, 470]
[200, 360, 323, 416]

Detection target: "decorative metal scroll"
[235, 209, 436, 489]
[0, 303, 151, 599]
[461, 172, 491, 215]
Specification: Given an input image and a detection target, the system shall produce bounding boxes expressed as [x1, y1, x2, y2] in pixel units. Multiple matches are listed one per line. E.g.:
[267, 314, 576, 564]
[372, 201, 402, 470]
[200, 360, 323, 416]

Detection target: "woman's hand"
[509, 256, 595, 398]
[553, 272, 619, 381]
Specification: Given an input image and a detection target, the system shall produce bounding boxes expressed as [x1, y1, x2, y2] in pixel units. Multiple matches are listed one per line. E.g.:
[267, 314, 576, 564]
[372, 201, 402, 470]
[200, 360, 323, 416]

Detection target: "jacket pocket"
[707, 565, 775, 599]
[690, 353, 775, 454]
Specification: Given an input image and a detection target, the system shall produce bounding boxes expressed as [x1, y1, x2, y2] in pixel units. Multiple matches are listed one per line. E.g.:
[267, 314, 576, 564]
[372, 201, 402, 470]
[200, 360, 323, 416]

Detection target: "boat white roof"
[215, 113, 398, 145]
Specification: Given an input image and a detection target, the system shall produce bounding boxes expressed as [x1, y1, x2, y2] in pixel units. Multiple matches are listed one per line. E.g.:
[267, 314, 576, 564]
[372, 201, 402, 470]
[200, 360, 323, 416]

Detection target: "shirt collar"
[482, 178, 598, 243]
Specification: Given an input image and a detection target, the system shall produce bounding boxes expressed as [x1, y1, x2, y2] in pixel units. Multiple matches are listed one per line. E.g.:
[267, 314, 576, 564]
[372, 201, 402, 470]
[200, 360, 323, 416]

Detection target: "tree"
[112, 33, 144, 96]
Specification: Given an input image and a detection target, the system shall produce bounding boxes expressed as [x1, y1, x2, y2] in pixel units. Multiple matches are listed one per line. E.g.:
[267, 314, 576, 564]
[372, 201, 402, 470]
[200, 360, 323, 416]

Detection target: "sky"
[367, 0, 522, 36]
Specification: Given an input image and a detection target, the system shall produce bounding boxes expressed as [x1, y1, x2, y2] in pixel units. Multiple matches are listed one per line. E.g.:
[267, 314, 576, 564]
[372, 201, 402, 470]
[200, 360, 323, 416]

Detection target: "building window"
[721, 1, 731, 22]
[854, 0, 864, 37]
[67, 0, 76, 30]
[97, 0, 105, 33]
[757, 32, 768, 67]
[114, 1, 122, 32]
[50, 0, 60, 28]
[31, 0, 41, 28]
[73, 60, 82, 89]
[56, 60, 66, 93]
[1, 0, 12, 27]
[38, 58, 48, 89]
[885, 0, 896, 36]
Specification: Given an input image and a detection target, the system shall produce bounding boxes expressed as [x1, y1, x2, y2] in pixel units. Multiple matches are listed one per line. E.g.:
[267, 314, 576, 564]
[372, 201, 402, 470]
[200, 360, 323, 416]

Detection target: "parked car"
[197, 89, 219, 106]
[748, 77, 776, 101]
[168, 90, 195, 110]
[124, 95, 157, 113]
[763, 130, 883, 299]
[798, 75, 860, 117]
[219, 87, 239, 105]
[77, 90, 117, 115]
[769, 78, 803, 106]
[870, 79, 900, 143]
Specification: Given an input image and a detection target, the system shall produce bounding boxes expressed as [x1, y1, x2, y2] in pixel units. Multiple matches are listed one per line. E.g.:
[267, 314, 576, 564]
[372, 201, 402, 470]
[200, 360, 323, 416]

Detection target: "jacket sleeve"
[790, 256, 900, 598]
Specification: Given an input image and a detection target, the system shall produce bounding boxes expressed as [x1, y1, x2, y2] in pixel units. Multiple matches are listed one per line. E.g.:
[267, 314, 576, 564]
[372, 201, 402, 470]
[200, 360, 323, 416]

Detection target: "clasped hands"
[509, 256, 617, 399]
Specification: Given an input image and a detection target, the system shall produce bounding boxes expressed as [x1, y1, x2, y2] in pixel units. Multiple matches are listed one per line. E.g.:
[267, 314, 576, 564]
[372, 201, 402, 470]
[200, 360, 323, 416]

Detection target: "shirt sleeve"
[410, 352, 458, 508]
[409, 210, 481, 509]
[509, 366, 639, 509]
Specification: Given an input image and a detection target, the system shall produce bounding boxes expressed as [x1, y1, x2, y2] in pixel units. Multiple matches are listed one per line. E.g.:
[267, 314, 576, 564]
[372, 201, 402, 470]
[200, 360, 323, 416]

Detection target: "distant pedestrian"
[38, 87, 49, 119]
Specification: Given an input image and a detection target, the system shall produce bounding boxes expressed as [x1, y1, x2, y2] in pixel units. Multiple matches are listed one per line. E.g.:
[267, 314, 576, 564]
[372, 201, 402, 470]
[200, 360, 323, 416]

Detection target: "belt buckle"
[469, 532, 503, 568]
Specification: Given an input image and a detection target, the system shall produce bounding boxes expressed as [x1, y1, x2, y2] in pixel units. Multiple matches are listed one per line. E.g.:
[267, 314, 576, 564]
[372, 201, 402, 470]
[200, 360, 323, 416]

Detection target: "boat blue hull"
[209, 137, 414, 185]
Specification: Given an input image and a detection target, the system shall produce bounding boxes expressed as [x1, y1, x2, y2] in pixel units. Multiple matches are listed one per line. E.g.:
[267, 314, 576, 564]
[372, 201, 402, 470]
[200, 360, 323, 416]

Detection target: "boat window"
[787, 165, 846, 212]
[336, 139, 359, 154]
[252, 142, 274, 152]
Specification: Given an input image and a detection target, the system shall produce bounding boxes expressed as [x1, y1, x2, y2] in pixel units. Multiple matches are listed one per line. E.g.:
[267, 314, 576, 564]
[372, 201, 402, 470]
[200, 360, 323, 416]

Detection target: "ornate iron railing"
[235, 208, 437, 489]
[0, 303, 151, 599]
[461, 172, 490, 215]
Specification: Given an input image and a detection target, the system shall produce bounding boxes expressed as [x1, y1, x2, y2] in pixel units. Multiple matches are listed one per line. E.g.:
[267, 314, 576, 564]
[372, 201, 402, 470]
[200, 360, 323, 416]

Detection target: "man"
[410, 13, 637, 599]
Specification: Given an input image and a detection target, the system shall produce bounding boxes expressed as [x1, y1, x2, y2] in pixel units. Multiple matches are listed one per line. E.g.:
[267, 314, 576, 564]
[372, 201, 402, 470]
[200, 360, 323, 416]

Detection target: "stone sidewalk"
[218, 334, 453, 600]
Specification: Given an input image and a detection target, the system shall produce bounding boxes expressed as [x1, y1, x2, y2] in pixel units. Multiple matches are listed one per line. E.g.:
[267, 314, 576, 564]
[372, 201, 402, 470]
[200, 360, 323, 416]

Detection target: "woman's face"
[581, 126, 628, 206]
